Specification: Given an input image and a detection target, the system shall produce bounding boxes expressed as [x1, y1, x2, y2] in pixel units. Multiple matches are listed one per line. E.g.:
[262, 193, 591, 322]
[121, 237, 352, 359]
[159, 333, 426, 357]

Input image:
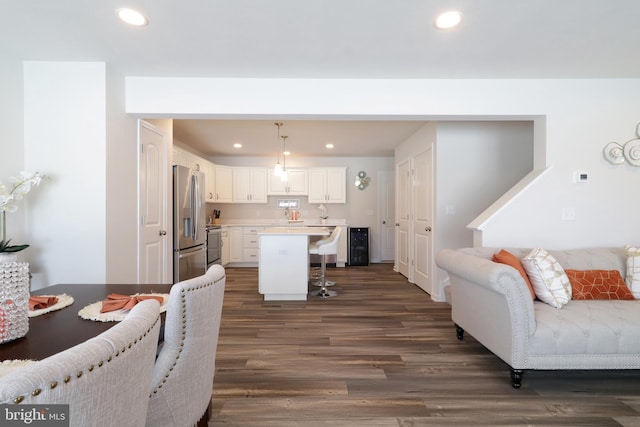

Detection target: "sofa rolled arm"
[436, 248, 537, 337]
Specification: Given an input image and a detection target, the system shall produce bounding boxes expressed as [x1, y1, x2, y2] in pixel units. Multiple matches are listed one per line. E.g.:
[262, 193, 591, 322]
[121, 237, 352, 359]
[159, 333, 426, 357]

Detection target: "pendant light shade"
[273, 122, 283, 176]
[280, 135, 288, 182]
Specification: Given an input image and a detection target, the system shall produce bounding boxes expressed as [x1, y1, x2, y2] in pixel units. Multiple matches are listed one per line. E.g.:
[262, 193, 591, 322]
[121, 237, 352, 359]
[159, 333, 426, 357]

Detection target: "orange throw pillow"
[492, 249, 536, 300]
[566, 269, 635, 300]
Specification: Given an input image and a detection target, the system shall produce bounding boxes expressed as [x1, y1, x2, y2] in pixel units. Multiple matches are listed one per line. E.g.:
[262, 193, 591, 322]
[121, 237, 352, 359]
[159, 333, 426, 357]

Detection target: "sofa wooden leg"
[510, 369, 524, 388]
[455, 324, 464, 340]
[197, 398, 212, 427]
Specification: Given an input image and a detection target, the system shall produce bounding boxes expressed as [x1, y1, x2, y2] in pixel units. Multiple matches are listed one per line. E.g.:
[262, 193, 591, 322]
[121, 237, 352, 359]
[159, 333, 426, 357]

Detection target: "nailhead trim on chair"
[11, 316, 160, 404]
[150, 275, 225, 396]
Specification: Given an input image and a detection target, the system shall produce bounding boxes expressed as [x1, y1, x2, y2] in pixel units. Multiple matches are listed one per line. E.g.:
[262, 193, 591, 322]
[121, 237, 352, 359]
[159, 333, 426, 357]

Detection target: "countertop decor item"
[318, 204, 328, 224]
[0, 171, 47, 254]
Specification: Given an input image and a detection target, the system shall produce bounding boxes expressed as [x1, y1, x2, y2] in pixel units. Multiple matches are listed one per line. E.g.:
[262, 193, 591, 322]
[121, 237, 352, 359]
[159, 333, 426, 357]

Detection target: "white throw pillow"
[521, 247, 571, 308]
[625, 245, 640, 298]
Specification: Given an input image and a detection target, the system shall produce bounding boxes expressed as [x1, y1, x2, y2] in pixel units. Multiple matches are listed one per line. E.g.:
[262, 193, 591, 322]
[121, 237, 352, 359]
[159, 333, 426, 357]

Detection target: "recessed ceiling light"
[435, 11, 462, 29]
[116, 8, 148, 26]
[326, 144, 334, 149]
[233, 143, 242, 148]
[283, 151, 291, 156]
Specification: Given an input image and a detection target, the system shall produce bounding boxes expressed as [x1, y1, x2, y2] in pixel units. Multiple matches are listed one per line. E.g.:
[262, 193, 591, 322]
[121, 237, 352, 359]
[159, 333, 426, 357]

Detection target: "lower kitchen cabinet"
[228, 227, 243, 263]
[221, 227, 230, 266]
[228, 226, 265, 265]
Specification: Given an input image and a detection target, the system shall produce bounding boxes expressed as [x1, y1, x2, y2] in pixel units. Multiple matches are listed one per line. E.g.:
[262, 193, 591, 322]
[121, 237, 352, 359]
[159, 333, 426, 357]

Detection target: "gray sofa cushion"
[532, 300, 640, 356]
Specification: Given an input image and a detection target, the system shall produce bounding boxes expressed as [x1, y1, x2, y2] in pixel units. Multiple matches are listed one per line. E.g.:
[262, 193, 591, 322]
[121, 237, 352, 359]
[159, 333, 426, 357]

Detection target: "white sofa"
[435, 247, 640, 388]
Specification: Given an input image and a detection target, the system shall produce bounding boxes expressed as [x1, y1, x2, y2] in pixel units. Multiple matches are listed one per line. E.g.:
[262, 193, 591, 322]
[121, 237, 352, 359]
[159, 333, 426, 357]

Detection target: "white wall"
[126, 78, 640, 250]
[0, 53, 26, 244]
[23, 62, 107, 289]
[393, 121, 533, 299]
[105, 67, 140, 283]
[436, 121, 534, 251]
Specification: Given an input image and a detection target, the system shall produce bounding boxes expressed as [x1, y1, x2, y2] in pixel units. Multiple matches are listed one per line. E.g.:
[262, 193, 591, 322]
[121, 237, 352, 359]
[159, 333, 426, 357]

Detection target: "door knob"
[159, 230, 167, 236]
[425, 227, 432, 232]
[382, 220, 386, 224]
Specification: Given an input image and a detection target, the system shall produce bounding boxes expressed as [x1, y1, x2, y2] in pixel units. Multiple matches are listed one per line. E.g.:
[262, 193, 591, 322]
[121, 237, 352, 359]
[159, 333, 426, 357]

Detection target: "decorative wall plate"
[603, 142, 625, 165]
[623, 138, 640, 166]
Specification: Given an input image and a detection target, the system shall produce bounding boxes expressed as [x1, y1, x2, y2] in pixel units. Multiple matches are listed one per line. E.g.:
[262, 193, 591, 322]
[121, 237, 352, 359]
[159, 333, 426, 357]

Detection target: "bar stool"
[309, 227, 341, 299]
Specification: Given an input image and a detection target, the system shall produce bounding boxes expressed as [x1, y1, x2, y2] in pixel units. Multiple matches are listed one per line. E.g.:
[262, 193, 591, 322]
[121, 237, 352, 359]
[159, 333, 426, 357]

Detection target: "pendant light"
[280, 135, 288, 182]
[273, 122, 283, 176]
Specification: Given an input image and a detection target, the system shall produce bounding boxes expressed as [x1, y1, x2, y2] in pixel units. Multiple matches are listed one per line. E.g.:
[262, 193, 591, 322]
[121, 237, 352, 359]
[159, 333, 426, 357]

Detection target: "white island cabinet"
[258, 227, 330, 301]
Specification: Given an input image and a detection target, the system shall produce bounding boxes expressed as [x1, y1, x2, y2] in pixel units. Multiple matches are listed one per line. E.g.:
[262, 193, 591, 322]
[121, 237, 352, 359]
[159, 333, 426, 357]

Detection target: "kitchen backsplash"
[207, 196, 349, 222]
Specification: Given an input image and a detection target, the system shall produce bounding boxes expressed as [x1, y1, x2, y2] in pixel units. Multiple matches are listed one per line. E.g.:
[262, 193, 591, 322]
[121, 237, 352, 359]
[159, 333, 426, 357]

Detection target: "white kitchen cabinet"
[202, 161, 216, 202]
[232, 167, 267, 203]
[228, 226, 243, 263]
[241, 226, 264, 263]
[336, 226, 348, 266]
[227, 226, 265, 265]
[171, 147, 182, 166]
[267, 169, 308, 195]
[307, 167, 346, 203]
[221, 227, 230, 266]
[180, 150, 203, 172]
[214, 165, 233, 203]
[173, 146, 205, 172]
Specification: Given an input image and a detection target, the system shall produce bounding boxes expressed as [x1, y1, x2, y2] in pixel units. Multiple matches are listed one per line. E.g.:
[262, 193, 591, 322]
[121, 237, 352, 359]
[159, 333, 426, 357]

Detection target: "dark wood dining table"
[0, 283, 173, 361]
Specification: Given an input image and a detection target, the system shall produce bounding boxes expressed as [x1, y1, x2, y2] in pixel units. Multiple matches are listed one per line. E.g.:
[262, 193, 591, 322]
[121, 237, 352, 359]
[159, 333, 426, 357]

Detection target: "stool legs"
[309, 265, 336, 288]
[310, 254, 337, 298]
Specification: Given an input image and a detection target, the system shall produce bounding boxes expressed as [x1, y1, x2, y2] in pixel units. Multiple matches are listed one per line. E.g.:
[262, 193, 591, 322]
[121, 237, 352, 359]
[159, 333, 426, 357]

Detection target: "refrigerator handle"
[178, 246, 206, 259]
[191, 173, 201, 241]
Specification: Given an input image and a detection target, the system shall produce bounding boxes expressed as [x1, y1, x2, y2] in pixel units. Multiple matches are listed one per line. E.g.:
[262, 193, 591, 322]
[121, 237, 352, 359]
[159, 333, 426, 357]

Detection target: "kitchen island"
[258, 226, 331, 301]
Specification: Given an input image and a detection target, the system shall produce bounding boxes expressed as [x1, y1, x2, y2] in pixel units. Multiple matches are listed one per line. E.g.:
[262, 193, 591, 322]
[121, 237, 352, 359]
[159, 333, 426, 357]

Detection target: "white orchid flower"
[0, 171, 47, 212]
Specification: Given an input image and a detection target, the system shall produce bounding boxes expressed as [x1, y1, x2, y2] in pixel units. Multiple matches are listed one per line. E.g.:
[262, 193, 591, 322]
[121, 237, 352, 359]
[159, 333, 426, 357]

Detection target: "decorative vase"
[320, 218, 327, 225]
[0, 261, 30, 343]
[0, 253, 19, 264]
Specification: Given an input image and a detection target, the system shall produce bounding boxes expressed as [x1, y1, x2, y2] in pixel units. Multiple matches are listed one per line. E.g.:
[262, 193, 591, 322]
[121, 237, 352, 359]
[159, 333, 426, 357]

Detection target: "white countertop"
[258, 227, 331, 236]
[218, 219, 347, 227]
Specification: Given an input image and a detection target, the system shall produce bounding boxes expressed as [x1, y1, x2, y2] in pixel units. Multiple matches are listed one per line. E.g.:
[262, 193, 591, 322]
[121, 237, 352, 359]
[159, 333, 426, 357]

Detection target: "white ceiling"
[173, 120, 428, 157]
[3, 0, 639, 157]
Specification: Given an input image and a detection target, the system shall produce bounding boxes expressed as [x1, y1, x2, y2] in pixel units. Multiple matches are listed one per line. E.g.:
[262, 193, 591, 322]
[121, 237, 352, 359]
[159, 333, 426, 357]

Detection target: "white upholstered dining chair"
[0, 299, 162, 427]
[146, 264, 226, 427]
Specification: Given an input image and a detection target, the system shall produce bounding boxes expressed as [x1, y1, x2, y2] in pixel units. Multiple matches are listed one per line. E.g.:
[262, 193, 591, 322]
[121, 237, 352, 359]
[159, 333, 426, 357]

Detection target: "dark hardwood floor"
[209, 264, 640, 426]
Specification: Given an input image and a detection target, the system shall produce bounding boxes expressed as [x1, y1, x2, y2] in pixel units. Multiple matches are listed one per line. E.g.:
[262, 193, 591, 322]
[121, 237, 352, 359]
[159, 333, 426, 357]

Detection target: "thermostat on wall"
[574, 171, 589, 183]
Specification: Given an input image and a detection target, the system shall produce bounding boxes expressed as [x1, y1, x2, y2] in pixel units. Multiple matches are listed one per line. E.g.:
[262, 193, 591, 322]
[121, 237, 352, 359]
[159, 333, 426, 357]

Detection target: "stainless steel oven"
[206, 225, 222, 268]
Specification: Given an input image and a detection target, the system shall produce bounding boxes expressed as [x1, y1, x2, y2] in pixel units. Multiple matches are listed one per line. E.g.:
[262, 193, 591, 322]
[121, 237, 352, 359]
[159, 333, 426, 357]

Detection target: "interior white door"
[139, 120, 168, 284]
[395, 159, 410, 277]
[378, 170, 395, 262]
[412, 146, 434, 295]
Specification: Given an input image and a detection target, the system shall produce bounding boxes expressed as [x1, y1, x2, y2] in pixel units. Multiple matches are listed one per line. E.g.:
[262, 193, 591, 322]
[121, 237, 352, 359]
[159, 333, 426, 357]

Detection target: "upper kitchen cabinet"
[202, 162, 216, 202]
[267, 169, 308, 196]
[232, 167, 268, 203]
[214, 165, 233, 203]
[182, 150, 204, 173]
[171, 147, 181, 166]
[173, 146, 205, 173]
[308, 167, 346, 203]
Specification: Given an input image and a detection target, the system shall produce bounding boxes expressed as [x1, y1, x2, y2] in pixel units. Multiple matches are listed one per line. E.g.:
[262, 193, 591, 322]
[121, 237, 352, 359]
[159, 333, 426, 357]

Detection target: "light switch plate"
[562, 207, 576, 221]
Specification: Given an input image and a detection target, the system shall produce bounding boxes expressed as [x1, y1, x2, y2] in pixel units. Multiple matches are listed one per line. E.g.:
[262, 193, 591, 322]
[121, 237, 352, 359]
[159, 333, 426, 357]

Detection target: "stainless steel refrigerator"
[173, 165, 207, 283]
